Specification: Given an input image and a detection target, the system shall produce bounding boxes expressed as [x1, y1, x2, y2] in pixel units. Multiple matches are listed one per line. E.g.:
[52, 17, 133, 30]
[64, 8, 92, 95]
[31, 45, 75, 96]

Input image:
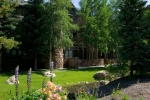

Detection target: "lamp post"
[50, 61, 54, 82]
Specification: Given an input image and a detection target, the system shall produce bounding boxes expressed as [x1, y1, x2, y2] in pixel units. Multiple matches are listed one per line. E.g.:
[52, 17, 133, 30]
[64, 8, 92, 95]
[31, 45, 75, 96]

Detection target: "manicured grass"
[0, 67, 105, 100]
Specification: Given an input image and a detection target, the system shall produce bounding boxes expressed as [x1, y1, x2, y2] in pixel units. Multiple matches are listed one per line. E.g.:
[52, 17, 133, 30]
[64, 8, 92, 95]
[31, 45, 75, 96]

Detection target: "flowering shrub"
[10, 81, 67, 100]
[41, 81, 67, 100]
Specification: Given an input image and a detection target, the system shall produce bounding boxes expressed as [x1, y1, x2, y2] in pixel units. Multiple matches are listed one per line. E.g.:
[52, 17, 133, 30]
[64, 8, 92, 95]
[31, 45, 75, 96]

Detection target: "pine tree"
[0, 0, 20, 70]
[118, 0, 147, 76]
[17, 0, 48, 70]
[0, 0, 19, 45]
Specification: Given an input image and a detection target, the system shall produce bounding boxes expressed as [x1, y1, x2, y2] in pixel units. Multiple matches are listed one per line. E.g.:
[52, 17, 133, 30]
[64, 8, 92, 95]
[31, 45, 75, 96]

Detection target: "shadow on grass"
[0, 70, 44, 77]
[0, 67, 105, 77]
[61, 67, 106, 72]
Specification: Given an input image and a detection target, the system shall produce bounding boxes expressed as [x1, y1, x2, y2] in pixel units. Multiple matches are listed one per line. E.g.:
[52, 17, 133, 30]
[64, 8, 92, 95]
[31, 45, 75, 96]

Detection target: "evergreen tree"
[0, 0, 19, 46]
[118, 0, 147, 76]
[18, 0, 48, 70]
[0, 0, 20, 71]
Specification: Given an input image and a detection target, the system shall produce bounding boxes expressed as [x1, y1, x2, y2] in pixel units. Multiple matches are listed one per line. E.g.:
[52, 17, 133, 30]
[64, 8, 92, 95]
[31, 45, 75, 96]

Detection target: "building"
[1, 0, 116, 70]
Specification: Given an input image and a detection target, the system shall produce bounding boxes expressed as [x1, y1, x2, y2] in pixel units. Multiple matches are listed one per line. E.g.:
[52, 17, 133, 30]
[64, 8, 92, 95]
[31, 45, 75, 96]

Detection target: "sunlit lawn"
[0, 67, 105, 100]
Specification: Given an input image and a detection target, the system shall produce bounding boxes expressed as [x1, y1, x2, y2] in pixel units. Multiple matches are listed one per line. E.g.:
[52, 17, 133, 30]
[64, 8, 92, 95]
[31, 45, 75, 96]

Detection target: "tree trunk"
[104, 53, 107, 65]
[130, 60, 134, 77]
[34, 53, 37, 70]
[53, 47, 63, 69]
[82, 48, 84, 59]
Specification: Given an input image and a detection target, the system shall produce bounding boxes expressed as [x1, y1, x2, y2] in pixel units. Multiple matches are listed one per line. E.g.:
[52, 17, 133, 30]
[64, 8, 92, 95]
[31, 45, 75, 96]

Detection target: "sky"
[72, 0, 150, 9]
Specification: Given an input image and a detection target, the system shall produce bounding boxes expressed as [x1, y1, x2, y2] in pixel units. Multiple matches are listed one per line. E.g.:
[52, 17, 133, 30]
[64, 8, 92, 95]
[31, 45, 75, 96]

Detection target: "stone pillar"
[53, 47, 63, 69]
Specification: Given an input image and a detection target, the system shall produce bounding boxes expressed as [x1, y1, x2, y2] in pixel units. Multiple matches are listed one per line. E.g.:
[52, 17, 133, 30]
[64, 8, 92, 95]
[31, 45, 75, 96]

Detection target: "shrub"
[93, 70, 108, 81]
[74, 82, 99, 100]
[10, 89, 44, 100]
[41, 81, 67, 100]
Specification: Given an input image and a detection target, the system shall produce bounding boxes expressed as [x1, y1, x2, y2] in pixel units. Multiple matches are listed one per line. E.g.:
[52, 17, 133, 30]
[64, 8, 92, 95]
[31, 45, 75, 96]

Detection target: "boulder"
[43, 71, 56, 78]
[6, 75, 19, 85]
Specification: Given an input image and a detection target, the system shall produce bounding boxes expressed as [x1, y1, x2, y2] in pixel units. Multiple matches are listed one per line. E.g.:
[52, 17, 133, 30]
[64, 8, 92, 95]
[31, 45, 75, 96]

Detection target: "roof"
[17, 0, 28, 5]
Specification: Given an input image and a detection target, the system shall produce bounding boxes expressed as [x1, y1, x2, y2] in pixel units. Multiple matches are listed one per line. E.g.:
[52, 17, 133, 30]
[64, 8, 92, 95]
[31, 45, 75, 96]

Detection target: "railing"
[65, 58, 116, 68]
[78, 59, 104, 67]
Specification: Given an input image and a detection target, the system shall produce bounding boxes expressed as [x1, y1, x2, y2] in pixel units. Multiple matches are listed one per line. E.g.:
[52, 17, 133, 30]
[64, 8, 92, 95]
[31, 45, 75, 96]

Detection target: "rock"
[6, 75, 19, 85]
[100, 80, 110, 85]
[93, 70, 108, 81]
[43, 71, 56, 78]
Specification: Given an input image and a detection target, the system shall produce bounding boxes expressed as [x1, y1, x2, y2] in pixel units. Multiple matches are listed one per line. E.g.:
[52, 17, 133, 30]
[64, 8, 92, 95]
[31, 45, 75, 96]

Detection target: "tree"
[79, 0, 113, 61]
[18, 0, 78, 69]
[108, 0, 121, 62]
[118, 0, 147, 76]
[45, 0, 78, 68]
[0, 0, 20, 70]
[17, 0, 49, 70]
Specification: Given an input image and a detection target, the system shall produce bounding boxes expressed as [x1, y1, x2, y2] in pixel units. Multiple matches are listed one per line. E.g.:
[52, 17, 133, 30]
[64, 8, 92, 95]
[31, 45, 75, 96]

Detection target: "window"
[65, 50, 73, 58]
[12, 49, 17, 55]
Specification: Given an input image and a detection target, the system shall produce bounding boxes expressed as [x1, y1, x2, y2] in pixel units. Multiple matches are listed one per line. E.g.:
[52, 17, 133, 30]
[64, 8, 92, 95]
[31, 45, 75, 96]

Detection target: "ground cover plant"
[0, 67, 105, 100]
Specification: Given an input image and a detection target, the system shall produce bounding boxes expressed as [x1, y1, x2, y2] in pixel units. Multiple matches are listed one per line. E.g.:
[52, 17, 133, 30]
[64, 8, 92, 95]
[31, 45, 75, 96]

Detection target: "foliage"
[111, 83, 121, 100]
[74, 82, 98, 100]
[0, 0, 18, 18]
[41, 81, 67, 100]
[122, 94, 129, 100]
[106, 63, 129, 81]
[93, 70, 108, 81]
[0, 36, 19, 49]
[0, 0, 20, 49]
[17, 0, 79, 68]
[44, 0, 79, 48]
[118, 0, 148, 76]
[10, 89, 44, 100]
[79, 0, 113, 53]
[17, 0, 49, 62]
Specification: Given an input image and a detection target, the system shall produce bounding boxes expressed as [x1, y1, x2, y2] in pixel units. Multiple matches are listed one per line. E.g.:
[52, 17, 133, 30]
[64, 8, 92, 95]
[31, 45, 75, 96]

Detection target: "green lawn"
[0, 67, 105, 100]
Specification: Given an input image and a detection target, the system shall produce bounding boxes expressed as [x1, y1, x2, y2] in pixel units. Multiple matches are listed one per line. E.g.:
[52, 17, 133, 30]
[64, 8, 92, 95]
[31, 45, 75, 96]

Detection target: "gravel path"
[98, 77, 150, 100]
